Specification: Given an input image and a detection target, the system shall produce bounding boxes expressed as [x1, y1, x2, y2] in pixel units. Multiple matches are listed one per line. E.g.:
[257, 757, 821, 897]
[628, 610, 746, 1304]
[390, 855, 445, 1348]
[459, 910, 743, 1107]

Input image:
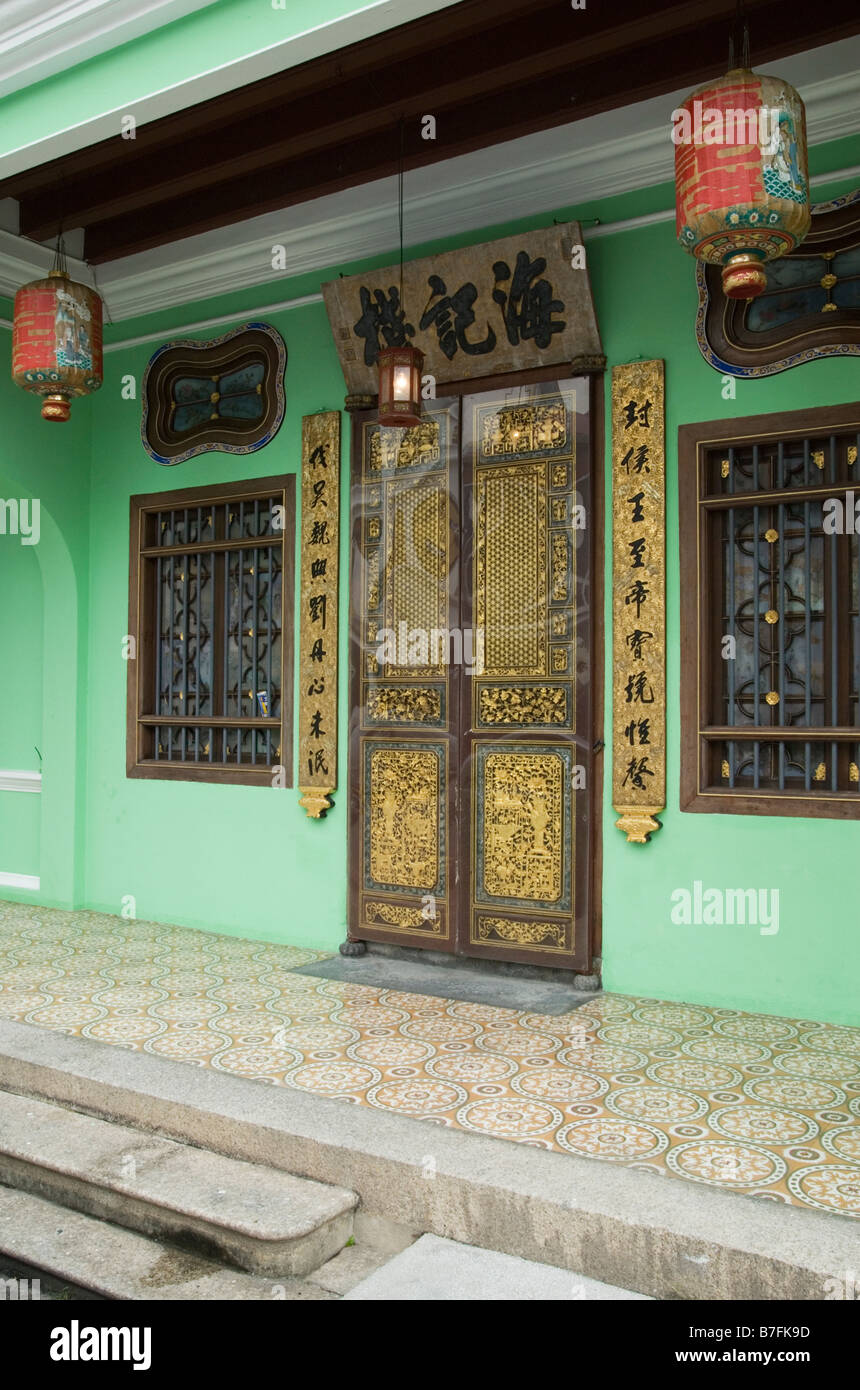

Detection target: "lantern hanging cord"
[728, 0, 751, 69]
[51, 229, 68, 278]
[398, 114, 405, 307]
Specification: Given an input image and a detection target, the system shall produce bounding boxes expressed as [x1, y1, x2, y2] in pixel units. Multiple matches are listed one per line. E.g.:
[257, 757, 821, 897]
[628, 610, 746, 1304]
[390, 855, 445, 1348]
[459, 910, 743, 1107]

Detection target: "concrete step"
[0, 1186, 337, 1300]
[1, 1017, 857, 1301]
[0, 1088, 357, 1277]
[343, 1234, 651, 1300]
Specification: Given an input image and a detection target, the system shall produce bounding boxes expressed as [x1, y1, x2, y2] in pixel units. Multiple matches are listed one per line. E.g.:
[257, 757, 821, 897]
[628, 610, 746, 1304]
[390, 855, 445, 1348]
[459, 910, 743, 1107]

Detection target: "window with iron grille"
[679, 403, 860, 818]
[127, 475, 295, 785]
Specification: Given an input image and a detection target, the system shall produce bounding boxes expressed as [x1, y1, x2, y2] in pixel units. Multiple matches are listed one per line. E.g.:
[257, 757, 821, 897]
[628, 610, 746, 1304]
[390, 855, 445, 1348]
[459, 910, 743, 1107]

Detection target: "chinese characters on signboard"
[612, 361, 666, 843]
[322, 224, 604, 395]
[298, 411, 341, 818]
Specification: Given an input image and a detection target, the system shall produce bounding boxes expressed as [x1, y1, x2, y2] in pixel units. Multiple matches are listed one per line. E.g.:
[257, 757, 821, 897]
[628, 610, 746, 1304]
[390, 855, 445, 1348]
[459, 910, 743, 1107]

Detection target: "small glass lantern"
[377, 345, 424, 428]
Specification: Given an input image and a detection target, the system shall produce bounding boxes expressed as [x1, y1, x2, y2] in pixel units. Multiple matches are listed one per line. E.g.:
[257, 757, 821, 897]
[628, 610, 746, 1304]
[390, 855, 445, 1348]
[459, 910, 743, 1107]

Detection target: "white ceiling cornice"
[0, 40, 858, 325]
[0, 0, 464, 179]
[0, 0, 219, 100]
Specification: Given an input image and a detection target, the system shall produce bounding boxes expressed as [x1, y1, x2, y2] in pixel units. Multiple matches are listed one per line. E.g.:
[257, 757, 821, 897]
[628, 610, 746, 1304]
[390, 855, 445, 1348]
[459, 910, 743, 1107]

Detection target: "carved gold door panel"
[348, 379, 594, 968]
[460, 381, 593, 969]
[349, 402, 461, 950]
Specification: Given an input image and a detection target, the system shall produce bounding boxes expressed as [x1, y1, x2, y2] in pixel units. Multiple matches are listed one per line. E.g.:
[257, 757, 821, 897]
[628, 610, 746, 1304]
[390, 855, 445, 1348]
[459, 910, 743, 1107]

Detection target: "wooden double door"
[347, 376, 597, 970]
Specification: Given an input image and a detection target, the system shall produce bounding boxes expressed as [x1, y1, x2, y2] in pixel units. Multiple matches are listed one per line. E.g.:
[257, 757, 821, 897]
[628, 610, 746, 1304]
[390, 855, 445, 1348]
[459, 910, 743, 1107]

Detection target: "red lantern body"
[675, 68, 811, 298]
[12, 270, 103, 421]
[377, 345, 424, 428]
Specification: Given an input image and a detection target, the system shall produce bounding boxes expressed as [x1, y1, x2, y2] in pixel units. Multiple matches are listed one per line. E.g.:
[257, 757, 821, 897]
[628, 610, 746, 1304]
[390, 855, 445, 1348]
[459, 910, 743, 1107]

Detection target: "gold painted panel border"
[468, 738, 575, 957]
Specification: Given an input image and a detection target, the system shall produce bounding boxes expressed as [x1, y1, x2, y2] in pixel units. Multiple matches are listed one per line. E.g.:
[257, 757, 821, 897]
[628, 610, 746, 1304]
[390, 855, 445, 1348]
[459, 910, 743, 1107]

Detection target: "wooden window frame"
[127, 473, 295, 787]
[679, 401, 860, 820]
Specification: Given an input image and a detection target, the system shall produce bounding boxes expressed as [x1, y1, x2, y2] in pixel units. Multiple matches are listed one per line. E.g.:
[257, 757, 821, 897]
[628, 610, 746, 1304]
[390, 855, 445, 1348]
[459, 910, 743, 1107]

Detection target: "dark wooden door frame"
[345, 368, 604, 974]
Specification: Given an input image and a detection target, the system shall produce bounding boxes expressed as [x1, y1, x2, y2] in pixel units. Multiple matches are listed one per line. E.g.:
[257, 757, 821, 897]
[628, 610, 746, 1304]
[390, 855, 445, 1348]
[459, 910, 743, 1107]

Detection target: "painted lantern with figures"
[12, 269, 103, 421]
[675, 68, 811, 298]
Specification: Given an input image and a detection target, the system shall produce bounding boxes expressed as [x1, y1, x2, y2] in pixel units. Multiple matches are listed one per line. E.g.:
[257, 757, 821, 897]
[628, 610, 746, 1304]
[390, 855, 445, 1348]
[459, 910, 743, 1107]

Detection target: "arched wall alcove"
[0, 471, 82, 908]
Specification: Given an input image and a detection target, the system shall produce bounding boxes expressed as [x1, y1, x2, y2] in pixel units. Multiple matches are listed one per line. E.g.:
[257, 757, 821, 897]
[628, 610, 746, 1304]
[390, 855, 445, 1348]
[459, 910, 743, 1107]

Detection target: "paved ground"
[0, 899, 858, 1220]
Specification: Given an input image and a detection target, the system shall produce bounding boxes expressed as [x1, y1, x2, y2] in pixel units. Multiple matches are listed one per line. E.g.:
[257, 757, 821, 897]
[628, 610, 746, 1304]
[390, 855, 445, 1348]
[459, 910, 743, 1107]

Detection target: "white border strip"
[0, 771, 42, 793]
[0, 162, 857, 346]
[0, 872, 40, 890]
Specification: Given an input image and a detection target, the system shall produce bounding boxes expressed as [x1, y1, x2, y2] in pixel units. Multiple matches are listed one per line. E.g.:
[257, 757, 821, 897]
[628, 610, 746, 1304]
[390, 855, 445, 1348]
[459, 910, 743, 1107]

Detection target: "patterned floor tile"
[0, 899, 859, 1219]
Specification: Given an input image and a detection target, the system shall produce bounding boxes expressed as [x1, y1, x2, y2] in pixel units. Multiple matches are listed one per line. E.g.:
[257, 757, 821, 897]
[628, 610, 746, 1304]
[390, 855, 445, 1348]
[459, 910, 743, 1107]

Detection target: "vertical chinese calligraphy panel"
[611, 361, 666, 843]
[298, 411, 341, 818]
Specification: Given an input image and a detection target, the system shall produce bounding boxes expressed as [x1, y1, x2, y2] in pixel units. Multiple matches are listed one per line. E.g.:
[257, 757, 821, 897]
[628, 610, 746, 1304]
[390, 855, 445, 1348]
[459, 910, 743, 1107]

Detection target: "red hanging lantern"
[675, 66, 811, 298]
[12, 260, 103, 422]
[377, 344, 424, 428]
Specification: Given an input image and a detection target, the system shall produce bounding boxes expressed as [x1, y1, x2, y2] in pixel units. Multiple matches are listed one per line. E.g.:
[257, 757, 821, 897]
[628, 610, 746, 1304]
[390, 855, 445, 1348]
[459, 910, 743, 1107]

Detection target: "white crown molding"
[0, 0, 219, 100]
[0, 1, 463, 179]
[0, 871, 40, 890]
[0, 46, 857, 324]
[0, 770, 42, 793]
[0, 227, 93, 301]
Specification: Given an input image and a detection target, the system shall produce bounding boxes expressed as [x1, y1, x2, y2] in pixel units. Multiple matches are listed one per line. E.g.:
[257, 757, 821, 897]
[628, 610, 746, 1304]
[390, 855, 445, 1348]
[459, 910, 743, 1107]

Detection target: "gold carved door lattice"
[348, 379, 595, 970]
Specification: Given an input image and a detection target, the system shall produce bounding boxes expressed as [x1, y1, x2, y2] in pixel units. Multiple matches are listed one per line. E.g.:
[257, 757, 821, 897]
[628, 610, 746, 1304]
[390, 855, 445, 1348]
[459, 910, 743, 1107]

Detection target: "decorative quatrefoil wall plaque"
[141, 321, 287, 465]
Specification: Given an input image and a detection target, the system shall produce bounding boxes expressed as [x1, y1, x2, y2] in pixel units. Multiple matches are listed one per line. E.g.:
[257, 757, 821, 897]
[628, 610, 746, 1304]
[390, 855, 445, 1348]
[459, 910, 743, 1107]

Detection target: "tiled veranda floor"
[1, 900, 859, 1220]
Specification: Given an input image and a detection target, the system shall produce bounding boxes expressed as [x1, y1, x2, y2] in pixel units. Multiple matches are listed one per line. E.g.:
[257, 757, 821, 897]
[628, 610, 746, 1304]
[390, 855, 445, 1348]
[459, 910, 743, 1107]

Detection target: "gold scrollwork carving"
[477, 916, 565, 948]
[367, 420, 441, 472]
[551, 532, 569, 601]
[479, 400, 567, 458]
[367, 687, 442, 723]
[365, 901, 441, 933]
[366, 549, 380, 609]
[369, 748, 439, 889]
[483, 751, 563, 901]
[479, 685, 567, 726]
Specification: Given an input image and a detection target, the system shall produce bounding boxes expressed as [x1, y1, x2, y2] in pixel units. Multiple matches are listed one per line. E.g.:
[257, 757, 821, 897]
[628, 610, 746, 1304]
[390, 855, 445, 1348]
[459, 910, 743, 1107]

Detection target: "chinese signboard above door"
[298, 411, 341, 819]
[611, 360, 666, 844]
[322, 223, 604, 395]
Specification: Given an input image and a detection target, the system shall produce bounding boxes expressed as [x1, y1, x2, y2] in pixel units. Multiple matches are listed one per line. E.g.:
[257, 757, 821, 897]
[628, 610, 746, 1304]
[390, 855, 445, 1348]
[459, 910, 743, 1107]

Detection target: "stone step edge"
[0, 1088, 357, 1278]
[0, 1017, 855, 1301]
[0, 1184, 338, 1301]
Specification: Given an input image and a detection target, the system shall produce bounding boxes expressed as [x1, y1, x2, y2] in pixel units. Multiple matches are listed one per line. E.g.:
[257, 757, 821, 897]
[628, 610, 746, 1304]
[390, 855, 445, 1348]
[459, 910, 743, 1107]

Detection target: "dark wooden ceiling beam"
[80, 0, 860, 264]
[1, 0, 856, 263]
[6, 0, 758, 226]
[0, 0, 551, 200]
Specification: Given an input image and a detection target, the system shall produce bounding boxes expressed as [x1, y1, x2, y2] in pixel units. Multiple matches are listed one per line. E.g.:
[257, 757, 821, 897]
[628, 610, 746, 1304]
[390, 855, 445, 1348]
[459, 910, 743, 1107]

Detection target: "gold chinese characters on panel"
[298, 411, 340, 817]
[612, 361, 666, 843]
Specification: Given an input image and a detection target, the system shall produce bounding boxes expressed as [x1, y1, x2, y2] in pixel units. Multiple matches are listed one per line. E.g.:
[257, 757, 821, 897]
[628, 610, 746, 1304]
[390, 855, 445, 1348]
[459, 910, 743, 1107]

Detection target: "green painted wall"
[0, 364, 91, 906]
[83, 299, 348, 941]
[0, 540, 42, 878]
[1, 128, 857, 1023]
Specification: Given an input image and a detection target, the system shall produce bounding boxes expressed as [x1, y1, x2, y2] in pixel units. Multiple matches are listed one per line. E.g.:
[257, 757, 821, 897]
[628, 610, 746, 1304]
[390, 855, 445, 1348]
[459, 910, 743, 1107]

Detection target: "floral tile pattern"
[1, 900, 859, 1219]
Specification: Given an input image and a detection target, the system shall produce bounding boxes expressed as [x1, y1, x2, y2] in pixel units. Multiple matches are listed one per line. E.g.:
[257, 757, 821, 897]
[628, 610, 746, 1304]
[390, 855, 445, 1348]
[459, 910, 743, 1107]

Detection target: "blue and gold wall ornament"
[141, 321, 286, 465]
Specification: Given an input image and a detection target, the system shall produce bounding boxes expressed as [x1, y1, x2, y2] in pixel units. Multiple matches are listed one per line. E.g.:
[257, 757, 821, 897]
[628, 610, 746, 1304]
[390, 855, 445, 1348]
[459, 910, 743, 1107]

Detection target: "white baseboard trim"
[0, 872, 40, 891]
[0, 770, 41, 793]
